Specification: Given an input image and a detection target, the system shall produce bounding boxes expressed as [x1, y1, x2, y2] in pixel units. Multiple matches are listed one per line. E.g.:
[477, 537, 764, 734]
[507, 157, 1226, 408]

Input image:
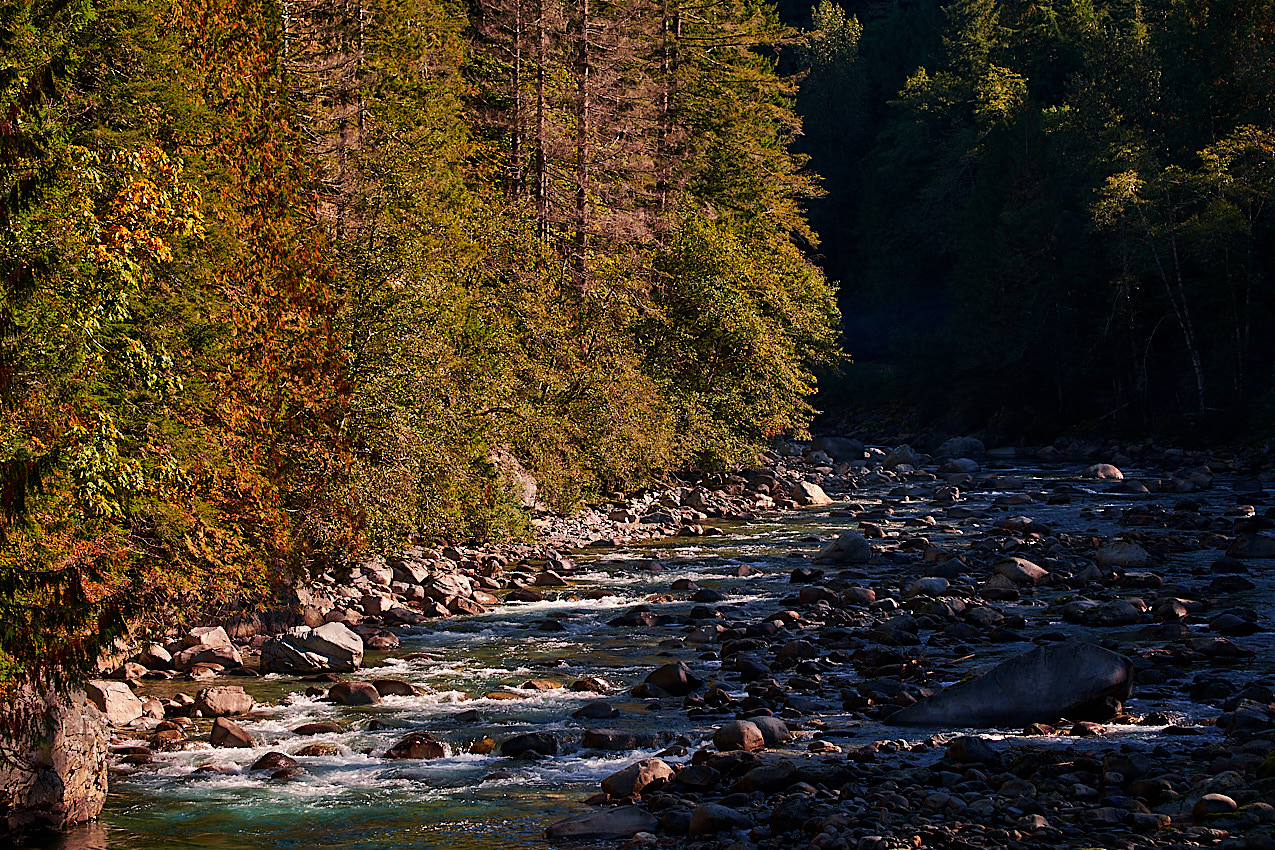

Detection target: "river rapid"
[26, 448, 1275, 850]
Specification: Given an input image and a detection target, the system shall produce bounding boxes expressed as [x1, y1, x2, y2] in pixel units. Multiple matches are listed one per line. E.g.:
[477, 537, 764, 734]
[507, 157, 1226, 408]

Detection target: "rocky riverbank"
[31, 435, 1275, 849]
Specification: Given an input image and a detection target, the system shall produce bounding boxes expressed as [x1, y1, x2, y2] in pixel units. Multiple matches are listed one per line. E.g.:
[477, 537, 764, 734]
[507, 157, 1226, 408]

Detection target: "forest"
[2, 0, 1274, 696]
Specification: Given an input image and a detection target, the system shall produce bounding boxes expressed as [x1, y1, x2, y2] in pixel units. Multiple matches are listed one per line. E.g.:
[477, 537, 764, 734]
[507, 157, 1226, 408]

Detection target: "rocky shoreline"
[20, 434, 1275, 849]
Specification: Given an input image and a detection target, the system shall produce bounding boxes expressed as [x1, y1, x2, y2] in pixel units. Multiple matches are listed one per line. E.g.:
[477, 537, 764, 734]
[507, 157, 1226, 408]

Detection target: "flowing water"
[26, 459, 1275, 849]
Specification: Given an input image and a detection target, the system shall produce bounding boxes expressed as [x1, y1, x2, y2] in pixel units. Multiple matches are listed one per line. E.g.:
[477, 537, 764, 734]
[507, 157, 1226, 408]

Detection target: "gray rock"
[194, 686, 255, 717]
[544, 806, 658, 841]
[501, 732, 557, 758]
[260, 622, 364, 674]
[83, 681, 143, 726]
[1096, 542, 1152, 568]
[0, 688, 107, 832]
[713, 720, 765, 752]
[385, 732, 445, 760]
[689, 802, 753, 835]
[644, 662, 701, 696]
[814, 531, 872, 564]
[749, 716, 792, 747]
[883, 445, 923, 469]
[601, 758, 674, 798]
[790, 481, 832, 506]
[886, 642, 1133, 728]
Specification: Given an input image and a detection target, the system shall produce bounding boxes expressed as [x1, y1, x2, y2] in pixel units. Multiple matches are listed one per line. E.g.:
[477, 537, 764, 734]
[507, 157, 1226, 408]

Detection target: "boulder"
[883, 445, 923, 470]
[601, 758, 674, 798]
[544, 806, 658, 841]
[713, 720, 765, 752]
[643, 662, 701, 696]
[83, 680, 143, 726]
[501, 732, 557, 758]
[182, 625, 232, 649]
[812, 437, 866, 461]
[689, 803, 753, 835]
[1096, 542, 1152, 568]
[249, 752, 299, 772]
[1085, 463, 1124, 480]
[885, 642, 1133, 728]
[209, 717, 254, 748]
[260, 622, 364, 674]
[731, 759, 796, 793]
[582, 729, 640, 751]
[937, 437, 985, 458]
[372, 679, 417, 697]
[994, 557, 1049, 586]
[790, 481, 832, 507]
[137, 643, 173, 670]
[328, 681, 381, 706]
[1228, 534, 1275, 559]
[0, 688, 108, 833]
[385, 732, 446, 760]
[194, 686, 255, 717]
[813, 531, 872, 564]
[749, 716, 792, 747]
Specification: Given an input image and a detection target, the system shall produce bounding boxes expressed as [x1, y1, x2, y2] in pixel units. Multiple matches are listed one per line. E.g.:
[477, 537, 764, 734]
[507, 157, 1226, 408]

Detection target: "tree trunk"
[573, 0, 591, 292]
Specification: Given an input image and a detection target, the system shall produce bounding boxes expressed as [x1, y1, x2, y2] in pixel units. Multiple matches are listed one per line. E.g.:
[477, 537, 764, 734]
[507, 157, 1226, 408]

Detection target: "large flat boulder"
[885, 642, 1132, 728]
[544, 806, 658, 840]
[83, 680, 143, 726]
[260, 622, 363, 674]
[194, 685, 255, 717]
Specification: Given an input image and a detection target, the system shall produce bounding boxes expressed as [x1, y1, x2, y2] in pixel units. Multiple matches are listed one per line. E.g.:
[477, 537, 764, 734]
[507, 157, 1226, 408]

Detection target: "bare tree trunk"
[535, 0, 549, 241]
[509, 0, 524, 197]
[573, 0, 591, 292]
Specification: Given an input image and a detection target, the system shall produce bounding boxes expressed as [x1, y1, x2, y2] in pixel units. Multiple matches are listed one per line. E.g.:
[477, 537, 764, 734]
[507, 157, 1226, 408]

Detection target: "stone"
[731, 759, 796, 793]
[83, 680, 143, 726]
[328, 681, 381, 706]
[643, 662, 701, 696]
[713, 720, 765, 752]
[385, 732, 446, 760]
[209, 717, 254, 748]
[812, 436, 866, 461]
[886, 641, 1133, 728]
[1085, 463, 1124, 480]
[183, 625, 232, 649]
[572, 701, 619, 720]
[994, 557, 1049, 586]
[260, 622, 364, 674]
[293, 722, 343, 736]
[1194, 793, 1238, 819]
[372, 679, 417, 697]
[193, 686, 255, 717]
[137, 643, 173, 670]
[790, 481, 832, 507]
[0, 689, 108, 833]
[749, 716, 792, 747]
[814, 531, 872, 564]
[583, 729, 640, 751]
[883, 445, 923, 469]
[689, 803, 753, 835]
[1228, 534, 1275, 559]
[906, 577, 949, 597]
[601, 758, 674, 798]
[944, 735, 999, 765]
[1096, 542, 1152, 568]
[501, 732, 557, 758]
[249, 752, 299, 772]
[294, 743, 342, 757]
[937, 437, 985, 458]
[544, 806, 658, 841]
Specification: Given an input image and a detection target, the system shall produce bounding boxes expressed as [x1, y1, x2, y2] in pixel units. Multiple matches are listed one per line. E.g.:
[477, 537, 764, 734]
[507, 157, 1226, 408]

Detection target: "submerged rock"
[544, 806, 658, 840]
[385, 732, 445, 760]
[886, 642, 1133, 728]
[501, 732, 557, 758]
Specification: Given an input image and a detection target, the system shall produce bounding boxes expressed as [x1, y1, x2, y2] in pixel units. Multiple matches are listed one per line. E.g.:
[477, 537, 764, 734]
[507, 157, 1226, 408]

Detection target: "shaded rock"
[194, 686, 254, 717]
[501, 732, 557, 758]
[749, 716, 792, 747]
[293, 722, 343, 736]
[790, 481, 832, 507]
[643, 662, 701, 696]
[979, 574, 1021, 602]
[731, 759, 796, 794]
[385, 732, 445, 760]
[0, 688, 108, 833]
[1228, 534, 1275, 559]
[209, 717, 254, 748]
[572, 701, 619, 720]
[544, 806, 658, 841]
[937, 437, 985, 458]
[814, 531, 872, 564]
[583, 729, 640, 751]
[601, 758, 674, 798]
[1085, 463, 1124, 480]
[813, 436, 866, 461]
[249, 752, 298, 772]
[328, 681, 381, 706]
[944, 735, 999, 765]
[84, 681, 143, 726]
[260, 622, 363, 674]
[1194, 793, 1238, 820]
[886, 641, 1133, 728]
[689, 803, 752, 836]
[995, 557, 1049, 586]
[295, 743, 342, 757]
[372, 679, 417, 697]
[713, 720, 765, 752]
[1096, 542, 1152, 569]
